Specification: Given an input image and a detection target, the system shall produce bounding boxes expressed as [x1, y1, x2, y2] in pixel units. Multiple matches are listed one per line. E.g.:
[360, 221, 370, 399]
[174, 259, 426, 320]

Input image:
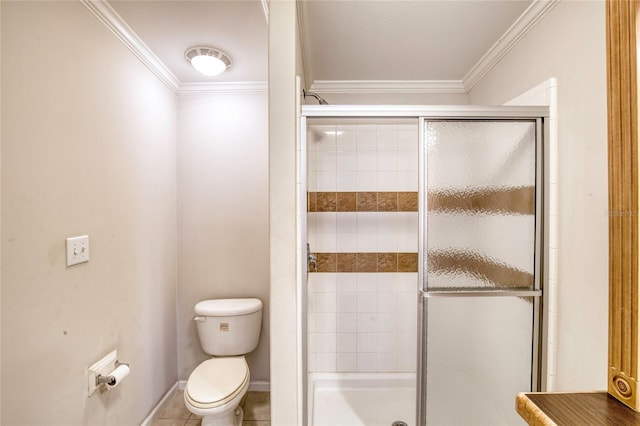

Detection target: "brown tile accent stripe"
[428, 186, 535, 215]
[308, 192, 419, 212]
[310, 252, 419, 273]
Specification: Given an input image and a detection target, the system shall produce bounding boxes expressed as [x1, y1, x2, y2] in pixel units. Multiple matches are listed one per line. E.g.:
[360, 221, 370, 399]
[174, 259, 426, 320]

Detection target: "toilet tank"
[194, 298, 263, 356]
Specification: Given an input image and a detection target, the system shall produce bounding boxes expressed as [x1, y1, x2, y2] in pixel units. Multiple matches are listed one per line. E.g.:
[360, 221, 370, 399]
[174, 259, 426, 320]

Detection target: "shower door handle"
[307, 243, 317, 270]
[419, 289, 542, 298]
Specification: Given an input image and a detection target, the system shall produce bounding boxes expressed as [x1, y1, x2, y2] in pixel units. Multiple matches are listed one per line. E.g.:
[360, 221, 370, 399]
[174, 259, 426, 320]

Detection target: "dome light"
[185, 46, 232, 77]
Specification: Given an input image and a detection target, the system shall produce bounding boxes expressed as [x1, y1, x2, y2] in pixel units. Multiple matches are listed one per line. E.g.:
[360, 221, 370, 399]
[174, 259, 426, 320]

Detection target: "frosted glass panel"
[425, 120, 537, 290]
[425, 297, 533, 425]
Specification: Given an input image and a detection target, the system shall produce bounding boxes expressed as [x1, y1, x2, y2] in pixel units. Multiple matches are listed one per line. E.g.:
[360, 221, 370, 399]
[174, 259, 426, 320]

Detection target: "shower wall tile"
[337, 293, 357, 313]
[398, 253, 419, 272]
[397, 151, 418, 171]
[317, 353, 337, 372]
[316, 192, 337, 212]
[357, 292, 377, 313]
[397, 354, 416, 373]
[317, 293, 336, 313]
[377, 292, 397, 312]
[378, 253, 398, 272]
[357, 253, 378, 272]
[317, 333, 337, 352]
[377, 333, 396, 353]
[357, 192, 378, 211]
[358, 151, 378, 171]
[337, 192, 356, 212]
[337, 172, 357, 191]
[337, 127, 357, 151]
[358, 333, 376, 352]
[316, 172, 336, 191]
[378, 192, 398, 211]
[316, 273, 337, 292]
[337, 233, 358, 252]
[397, 332, 416, 354]
[377, 353, 397, 372]
[337, 151, 357, 171]
[307, 121, 419, 375]
[357, 126, 377, 150]
[357, 353, 377, 372]
[398, 192, 418, 211]
[357, 172, 378, 192]
[337, 353, 357, 372]
[337, 333, 356, 352]
[337, 273, 357, 292]
[397, 171, 418, 191]
[377, 172, 398, 192]
[316, 313, 337, 333]
[337, 212, 357, 231]
[336, 252, 357, 272]
[317, 151, 337, 171]
[377, 130, 397, 150]
[378, 151, 397, 171]
[337, 313, 356, 333]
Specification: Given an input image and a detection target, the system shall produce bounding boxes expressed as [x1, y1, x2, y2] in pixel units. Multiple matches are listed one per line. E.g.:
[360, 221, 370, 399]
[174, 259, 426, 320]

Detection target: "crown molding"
[309, 0, 558, 96]
[462, 0, 560, 92]
[85, 0, 557, 97]
[82, 0, 267, 96]
[179, 82, 268, 95]
[310, 80, 467, 94]
[81, 0, 181, 94]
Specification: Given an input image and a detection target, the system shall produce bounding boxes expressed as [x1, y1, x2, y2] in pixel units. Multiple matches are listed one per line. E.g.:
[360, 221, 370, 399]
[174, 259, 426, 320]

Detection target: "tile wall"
[306, 121, 420, 374]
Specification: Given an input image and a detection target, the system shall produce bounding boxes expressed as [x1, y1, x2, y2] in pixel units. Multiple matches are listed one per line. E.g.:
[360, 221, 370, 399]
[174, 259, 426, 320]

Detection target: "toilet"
[184, 298, 263, 426]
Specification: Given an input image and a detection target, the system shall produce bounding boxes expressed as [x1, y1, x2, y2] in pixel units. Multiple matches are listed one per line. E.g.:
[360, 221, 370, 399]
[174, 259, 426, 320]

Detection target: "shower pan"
[298, 105, 549, 426]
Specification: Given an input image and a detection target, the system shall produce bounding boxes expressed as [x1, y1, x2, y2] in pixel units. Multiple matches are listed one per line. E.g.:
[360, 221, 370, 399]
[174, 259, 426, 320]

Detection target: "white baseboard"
[140, 382, 179, 426]
[178, 379, 269, 392]
[249, 380, 270, 392]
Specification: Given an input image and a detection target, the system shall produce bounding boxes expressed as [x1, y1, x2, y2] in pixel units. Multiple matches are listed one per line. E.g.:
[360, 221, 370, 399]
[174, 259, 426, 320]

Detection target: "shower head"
[303, 89, 329, 105]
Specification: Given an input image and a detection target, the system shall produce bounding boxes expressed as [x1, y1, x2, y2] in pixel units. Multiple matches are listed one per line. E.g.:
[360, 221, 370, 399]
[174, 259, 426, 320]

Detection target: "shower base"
[309, 373, 416, 426]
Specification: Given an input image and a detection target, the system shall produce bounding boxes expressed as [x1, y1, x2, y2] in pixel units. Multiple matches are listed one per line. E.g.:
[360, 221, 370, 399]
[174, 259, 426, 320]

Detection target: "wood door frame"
[607, 0, 640, 411]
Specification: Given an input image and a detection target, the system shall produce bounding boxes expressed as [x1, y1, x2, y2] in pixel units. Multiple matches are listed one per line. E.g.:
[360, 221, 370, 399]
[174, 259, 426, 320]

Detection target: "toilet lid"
[186, 357, 249, 407]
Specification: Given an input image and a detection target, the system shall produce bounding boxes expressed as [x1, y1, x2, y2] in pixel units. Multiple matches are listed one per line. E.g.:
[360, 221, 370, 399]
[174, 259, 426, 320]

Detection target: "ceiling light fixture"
[185, 46, 232, 76]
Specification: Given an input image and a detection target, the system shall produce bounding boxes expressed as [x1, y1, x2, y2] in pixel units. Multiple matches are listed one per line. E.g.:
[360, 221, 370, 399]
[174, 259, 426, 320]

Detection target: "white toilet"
[184, 298, 263, 426]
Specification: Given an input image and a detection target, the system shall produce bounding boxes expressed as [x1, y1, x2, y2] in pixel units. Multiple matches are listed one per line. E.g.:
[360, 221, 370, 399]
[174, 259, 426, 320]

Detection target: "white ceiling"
[299, 0, 533, 83]
[108, 0, 268, 83]
[106, 0, 536, 88]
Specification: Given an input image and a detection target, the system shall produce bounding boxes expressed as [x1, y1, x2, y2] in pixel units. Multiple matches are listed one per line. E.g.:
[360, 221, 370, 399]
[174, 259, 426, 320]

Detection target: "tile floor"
[151, 390, 270, 426]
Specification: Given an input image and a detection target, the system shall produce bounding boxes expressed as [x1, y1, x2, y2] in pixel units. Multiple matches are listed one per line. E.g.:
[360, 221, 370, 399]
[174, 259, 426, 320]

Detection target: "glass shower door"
[418, 120, 542, 425]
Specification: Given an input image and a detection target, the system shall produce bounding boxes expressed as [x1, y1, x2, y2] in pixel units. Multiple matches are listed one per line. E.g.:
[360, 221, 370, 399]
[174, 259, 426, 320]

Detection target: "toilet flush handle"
[194, 316, 206, 322]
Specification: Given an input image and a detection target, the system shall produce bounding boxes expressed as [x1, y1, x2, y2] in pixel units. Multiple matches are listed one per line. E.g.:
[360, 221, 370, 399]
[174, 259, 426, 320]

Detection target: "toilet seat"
[185, 356, 250, 409]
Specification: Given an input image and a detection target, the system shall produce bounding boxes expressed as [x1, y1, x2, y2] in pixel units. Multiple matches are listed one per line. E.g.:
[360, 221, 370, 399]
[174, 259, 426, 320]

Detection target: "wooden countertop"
[516, 391, 640, 425]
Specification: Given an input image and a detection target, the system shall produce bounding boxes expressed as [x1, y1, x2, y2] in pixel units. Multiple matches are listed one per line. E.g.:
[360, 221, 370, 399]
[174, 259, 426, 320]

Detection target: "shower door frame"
[299, 105, 550, 426]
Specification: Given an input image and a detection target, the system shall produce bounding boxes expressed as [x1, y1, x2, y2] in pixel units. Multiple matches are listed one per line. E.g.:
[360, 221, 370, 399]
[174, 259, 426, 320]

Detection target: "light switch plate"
[66, 235, 90, 266]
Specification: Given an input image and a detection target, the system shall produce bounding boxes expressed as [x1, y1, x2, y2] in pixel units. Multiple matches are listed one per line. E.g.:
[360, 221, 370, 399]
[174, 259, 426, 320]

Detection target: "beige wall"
[176, 93, 270, 382]
[1, 2, 178, 424]
[468, 0, 608, 391]
[269, 0, 301, 423]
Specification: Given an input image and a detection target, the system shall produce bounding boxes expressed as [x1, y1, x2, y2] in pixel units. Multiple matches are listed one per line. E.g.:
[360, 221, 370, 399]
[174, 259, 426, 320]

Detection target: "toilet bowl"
[183, 298, 263, 426]
[184, 356, 250, 426]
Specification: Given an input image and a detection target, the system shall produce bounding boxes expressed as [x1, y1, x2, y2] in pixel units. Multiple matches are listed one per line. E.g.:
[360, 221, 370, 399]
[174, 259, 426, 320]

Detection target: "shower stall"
[298, 105, 548, 426]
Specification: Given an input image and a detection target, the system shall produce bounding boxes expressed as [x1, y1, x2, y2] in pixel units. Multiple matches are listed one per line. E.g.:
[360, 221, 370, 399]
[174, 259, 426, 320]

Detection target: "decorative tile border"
[310, 252, 418, 273]
[308, 187, 534, 215]
[308, 192, 418, 212]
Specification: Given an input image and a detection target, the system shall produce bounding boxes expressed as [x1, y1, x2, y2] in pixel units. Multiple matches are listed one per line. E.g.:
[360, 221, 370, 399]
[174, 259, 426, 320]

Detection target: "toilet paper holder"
[88, 350, 130, 396]
[96, 360, 129, 387]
